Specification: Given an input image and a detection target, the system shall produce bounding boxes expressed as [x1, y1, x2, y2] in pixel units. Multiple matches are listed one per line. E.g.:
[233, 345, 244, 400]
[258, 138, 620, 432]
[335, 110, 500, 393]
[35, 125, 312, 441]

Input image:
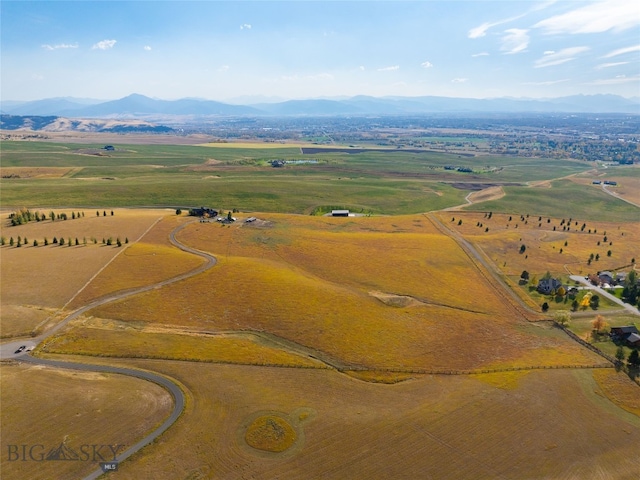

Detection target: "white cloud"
[358, 66, 365, 71]
[240, 24, 252, 30]
[92, 39, 117, 50]
[534, 0, 639, 35]
[471, 52, 489, 57]
[543, 50, 555, 55]
[41, 43, 78, 50]
[217, 65, 230, 72]
[587, 74, 640, 85]
[468, 1, 555, 38]
[468, 22, 494, 39]
[500, 29, 529, 54]
[596, 61, 629, 69]
[377, 65, 400, 71]
[421, 61, 433, 68]
[451, 78, 468, 83]
[144, 45, 152, 51]
[522, 79, 569, 86]
[601, 44, 640, 58]
[534, 46, 590, 68]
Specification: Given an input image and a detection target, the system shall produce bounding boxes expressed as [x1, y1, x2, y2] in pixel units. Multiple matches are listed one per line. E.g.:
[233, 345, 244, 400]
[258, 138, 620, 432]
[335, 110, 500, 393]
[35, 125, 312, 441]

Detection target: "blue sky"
[1, 1, 639, 101]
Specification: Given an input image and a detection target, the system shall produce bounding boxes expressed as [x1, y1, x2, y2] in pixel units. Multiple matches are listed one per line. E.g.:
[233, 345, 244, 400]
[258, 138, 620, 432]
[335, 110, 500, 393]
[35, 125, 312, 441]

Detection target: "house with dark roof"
[610, 325, 640, 346]
[598, 271, 614, 286]
[537, 278, 563, 295]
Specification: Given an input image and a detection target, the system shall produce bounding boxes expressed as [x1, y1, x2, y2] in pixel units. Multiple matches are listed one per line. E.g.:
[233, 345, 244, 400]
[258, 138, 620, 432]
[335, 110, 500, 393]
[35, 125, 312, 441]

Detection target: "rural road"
[2, 218, 216, 479]
[601, 184, 640, 209]
[569, 275, 640, 317]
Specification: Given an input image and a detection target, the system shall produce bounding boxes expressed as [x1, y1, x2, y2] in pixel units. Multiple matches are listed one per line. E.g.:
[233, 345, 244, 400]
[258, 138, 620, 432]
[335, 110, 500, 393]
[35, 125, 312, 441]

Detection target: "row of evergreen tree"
[8, 208, 116, 226]
[1, 236, 128, 247]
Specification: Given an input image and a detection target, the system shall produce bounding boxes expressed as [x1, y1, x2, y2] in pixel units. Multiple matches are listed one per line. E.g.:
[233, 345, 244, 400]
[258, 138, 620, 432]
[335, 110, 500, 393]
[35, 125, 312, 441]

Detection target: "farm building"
[592, 180, 601, 185]
[331, 210, 350, 217]
[190, 207, 218, 218]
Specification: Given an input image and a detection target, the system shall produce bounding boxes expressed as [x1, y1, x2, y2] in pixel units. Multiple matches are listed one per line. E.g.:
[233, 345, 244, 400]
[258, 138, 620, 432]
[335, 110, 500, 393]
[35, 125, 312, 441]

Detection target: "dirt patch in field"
[467, 185, 505, 204]
[529, 180, 552, 188]
[369, 291, 426, 308]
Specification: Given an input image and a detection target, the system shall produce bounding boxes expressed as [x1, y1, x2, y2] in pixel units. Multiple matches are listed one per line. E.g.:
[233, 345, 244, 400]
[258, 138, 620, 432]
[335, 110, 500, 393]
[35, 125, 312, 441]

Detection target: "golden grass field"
[41, 317, 324, 368]
[0, 361, 172, 480]
[68, 216, 204, 309]
[74, 359, 640, 480]
[0, 209, 170, 337]
[2, 205, 639, 480]
[76, 213, 603, 371]
[437, 211, 640, 279]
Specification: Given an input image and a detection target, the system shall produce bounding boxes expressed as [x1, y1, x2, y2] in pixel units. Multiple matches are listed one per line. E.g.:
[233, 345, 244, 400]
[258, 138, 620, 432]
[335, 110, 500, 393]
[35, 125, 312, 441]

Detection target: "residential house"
[598, 271, 614, 286]
[610, 326, 640, 346]
[537, 278, 563, 295]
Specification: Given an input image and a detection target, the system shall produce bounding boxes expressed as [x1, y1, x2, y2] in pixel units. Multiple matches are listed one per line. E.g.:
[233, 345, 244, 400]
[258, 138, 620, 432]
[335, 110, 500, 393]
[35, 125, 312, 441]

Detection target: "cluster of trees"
[621, 270, 639, 308]
[8, 208, 87, 226]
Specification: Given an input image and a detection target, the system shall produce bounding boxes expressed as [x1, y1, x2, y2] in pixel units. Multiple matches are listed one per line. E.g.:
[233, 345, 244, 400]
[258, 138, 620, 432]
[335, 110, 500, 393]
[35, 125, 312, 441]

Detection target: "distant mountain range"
[2, 93, 639, 117]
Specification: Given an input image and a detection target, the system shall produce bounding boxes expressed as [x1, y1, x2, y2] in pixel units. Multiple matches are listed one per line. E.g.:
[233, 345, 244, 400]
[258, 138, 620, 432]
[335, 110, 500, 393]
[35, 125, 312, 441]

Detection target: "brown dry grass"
[0, 361, 172, 480]
[87, 359, 640, 480]
[87, 213, 602, 371]
[437, 211, 640, 278]
[0, 209, 169, 337]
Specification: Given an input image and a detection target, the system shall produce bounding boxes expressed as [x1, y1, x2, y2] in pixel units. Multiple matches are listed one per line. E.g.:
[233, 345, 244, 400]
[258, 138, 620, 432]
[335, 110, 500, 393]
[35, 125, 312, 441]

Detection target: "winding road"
[2, 218, 217, 479]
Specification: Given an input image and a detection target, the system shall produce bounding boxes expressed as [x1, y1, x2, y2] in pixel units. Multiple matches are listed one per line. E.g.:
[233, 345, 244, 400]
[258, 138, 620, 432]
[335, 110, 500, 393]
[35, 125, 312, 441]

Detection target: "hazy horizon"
[2, 1, 639, 102]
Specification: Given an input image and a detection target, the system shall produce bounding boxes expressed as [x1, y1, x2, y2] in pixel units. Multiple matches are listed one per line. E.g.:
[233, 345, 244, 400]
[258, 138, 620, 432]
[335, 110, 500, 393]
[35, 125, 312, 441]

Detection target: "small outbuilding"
[331, 210, 350, 217]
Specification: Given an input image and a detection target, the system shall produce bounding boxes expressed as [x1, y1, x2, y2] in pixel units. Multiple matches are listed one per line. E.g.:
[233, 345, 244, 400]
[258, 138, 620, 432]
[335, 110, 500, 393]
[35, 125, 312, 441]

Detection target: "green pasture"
[0, 141, 613, 214]
[466, 179, 639, 222]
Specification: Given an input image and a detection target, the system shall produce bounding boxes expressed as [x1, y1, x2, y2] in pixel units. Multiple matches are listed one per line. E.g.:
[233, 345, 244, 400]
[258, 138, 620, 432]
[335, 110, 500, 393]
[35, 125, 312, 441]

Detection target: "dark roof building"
[537, 278, 563, 295]
[331, 210, 350, 217]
